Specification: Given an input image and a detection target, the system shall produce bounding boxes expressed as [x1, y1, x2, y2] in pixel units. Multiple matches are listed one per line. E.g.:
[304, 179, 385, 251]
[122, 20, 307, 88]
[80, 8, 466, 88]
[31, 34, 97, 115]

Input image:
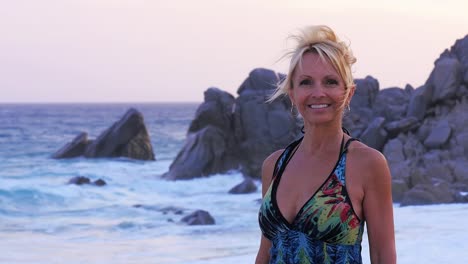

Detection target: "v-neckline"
[272, 135, 345, 228]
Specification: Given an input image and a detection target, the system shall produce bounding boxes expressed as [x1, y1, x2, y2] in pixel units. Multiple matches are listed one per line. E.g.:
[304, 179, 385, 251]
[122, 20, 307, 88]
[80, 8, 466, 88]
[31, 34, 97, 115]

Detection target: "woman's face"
[289, 52, 352, 127]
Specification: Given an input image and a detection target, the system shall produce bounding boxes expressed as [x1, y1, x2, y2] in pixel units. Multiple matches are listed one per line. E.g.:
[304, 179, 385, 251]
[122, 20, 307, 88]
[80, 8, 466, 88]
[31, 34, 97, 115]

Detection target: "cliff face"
[164, 35, 468, 205]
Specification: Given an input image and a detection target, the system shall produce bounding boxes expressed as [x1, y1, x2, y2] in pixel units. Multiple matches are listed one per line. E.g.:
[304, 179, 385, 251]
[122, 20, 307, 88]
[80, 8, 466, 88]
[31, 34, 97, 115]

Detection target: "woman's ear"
[346, 85, 356, 106]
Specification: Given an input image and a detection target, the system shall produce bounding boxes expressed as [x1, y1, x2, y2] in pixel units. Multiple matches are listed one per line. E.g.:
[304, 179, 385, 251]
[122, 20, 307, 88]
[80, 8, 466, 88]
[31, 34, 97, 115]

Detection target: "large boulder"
[53, 108, 155, 160]
[162, 125, 236, 180]
[180, 210, 215, 225]
[343, 76, 379, 137]
[400, 183, 455, 206]
[84, 108, 155, 160]
[430, 57, 462, 103]
[164, 68, 300, 180]
[162, 88, 238, 180]
[423, 119, 452, 149]
[52, 132, 90, 159]
[233, 68, 300, 178]
[372, 87, 411, 122]
[359, 117, 388, 151]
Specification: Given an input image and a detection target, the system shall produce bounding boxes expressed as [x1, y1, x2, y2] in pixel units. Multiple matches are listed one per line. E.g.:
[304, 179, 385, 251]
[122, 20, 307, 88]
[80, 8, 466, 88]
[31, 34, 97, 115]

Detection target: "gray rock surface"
[423, 120, 452, 149]
[52, 132, 90, 159]
[359, 117, 388, 151]
[228, 177, 258, 194]
[400, 183, 455, 206]
[430, 57, 462, 103]
[84, 108, 155, 160]
[180, 210, 215, 225]
[53, 108, 155, 161]
[164, 68, 300, 180]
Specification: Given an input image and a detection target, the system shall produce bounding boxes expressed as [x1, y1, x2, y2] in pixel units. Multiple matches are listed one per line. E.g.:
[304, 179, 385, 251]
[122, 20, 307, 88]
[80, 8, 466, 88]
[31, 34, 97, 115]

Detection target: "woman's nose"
[308, 85, 326, 98]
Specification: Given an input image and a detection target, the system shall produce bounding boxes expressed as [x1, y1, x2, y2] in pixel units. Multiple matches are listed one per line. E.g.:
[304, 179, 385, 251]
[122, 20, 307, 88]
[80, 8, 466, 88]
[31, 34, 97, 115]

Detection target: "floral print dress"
[259, 137, 364, 264]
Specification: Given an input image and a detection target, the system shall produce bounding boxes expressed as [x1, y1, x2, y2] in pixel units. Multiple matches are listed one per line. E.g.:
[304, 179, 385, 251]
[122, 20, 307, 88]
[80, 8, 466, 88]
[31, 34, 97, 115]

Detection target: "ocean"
[0, 103, 466, 264]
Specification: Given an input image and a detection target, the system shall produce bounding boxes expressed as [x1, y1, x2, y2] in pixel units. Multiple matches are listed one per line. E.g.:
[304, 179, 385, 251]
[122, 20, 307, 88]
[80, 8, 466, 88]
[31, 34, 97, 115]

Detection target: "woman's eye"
[299, 79, 311, 86]
[325, 79, 339, 86]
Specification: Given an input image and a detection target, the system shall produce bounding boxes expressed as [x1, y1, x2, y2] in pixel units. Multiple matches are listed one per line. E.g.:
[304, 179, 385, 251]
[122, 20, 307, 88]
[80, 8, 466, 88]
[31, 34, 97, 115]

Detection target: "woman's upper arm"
[256, 150, 283, 264]
[362, 149, 396, 264]
[261, 150, 283, 197]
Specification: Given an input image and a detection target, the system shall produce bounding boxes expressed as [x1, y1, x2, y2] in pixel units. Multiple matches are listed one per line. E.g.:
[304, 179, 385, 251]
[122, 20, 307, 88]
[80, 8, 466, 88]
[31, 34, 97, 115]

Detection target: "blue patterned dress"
[258, 137, 364, 264]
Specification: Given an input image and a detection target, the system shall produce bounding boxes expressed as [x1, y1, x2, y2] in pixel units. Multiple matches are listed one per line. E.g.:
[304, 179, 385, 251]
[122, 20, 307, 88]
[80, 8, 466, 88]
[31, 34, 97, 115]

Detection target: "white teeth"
[308, 104, 328, 109]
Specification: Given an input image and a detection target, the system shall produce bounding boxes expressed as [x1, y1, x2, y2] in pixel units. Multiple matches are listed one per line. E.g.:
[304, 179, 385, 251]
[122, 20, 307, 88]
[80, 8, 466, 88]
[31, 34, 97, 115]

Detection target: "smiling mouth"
[307, 104, 330, 109]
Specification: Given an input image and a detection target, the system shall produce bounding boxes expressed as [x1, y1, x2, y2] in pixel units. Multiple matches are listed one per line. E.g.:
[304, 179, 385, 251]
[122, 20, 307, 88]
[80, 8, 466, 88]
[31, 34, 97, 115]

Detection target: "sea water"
[0, 103, 466, 264]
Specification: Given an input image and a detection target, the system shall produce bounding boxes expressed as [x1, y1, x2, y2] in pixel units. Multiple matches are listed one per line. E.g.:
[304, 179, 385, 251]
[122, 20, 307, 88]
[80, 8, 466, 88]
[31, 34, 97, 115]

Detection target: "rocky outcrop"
[165, 35, 468, 206]
[380, 35, 468, 205]
[53, 108, 155, 161]
[163, 68, 300, 180]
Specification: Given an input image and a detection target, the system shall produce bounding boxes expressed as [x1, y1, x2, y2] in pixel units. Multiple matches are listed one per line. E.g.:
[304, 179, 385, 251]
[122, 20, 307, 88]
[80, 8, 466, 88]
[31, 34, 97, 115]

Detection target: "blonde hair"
[268, 25, 356, 104]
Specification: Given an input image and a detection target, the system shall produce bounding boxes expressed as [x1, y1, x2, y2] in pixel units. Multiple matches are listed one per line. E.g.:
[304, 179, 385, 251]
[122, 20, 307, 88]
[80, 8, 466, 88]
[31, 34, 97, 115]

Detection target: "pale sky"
[1, 0, 467, 103]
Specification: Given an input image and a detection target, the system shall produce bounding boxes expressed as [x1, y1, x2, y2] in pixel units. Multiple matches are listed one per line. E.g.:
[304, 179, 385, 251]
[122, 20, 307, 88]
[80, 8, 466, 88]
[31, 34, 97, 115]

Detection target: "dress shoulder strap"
[335, 137, 360, 185]
[272, 137, 303, 179]
[342, 137, 360, 154]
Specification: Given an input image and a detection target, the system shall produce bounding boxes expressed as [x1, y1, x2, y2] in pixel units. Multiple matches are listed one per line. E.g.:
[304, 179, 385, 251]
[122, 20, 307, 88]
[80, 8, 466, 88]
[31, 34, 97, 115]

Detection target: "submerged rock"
[68, 176, 91, 185]
[67, 176, 107, 187]
[180, 210, 215, 225]
[228, 177, 257, 194]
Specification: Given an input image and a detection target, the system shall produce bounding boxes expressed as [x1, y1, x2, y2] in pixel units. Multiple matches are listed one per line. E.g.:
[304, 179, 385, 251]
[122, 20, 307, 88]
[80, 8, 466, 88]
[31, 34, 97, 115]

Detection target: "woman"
[256, 25, 396, 264]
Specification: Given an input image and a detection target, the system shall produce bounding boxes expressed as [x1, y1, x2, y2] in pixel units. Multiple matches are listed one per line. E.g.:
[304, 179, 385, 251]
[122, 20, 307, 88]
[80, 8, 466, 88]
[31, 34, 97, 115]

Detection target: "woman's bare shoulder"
[261, 149, 284, 183]
[347, 140, 391, 189]
[347, 140, 389, 173]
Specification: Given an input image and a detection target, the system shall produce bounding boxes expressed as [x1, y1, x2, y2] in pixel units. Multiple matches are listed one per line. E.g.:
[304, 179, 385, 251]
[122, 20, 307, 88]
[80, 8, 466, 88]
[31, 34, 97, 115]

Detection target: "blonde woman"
[256, 25, 396, 264]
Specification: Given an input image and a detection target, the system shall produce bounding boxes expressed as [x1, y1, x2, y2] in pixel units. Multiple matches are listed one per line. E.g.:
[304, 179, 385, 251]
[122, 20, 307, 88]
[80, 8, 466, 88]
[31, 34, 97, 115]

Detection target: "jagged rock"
[372, 87, 411, 122]
[233, 68, 300, 178]
[406, 84, 432, 121]
[228, 177, 258, 194]
[84, 108, 155, 160]
[351, 76, 379, 109]
[423, 119, 452, 148]
[384, 117, 419, 137]
[344, 76, 379, 137]
[165, 68, 300, 180]
[400, 182, 455, 206]
[52, 132, 90, 159]
[430, 57, 462, 103]
[180, 210, 215, 225]
[163, 125, 235, 180]
[188, 87, 235, 133]
[163, 88, 237, 180]
[54, 108, 155, 161]
[383, 138, 405, 165]
[359, 117, 387, 151]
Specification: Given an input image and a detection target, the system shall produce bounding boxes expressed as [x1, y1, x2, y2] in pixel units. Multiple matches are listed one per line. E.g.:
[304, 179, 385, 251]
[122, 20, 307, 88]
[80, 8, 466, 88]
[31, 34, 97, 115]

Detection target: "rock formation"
[53, 108, 155, 161]
[163, 68, 300, 180]
[339, 35, 468, 205]
[164, 35, 468, 205]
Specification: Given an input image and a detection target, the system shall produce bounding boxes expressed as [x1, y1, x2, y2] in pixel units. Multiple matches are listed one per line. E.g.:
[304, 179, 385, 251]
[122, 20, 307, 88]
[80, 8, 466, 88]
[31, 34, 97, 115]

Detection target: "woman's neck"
[299, 122, 344, 156]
